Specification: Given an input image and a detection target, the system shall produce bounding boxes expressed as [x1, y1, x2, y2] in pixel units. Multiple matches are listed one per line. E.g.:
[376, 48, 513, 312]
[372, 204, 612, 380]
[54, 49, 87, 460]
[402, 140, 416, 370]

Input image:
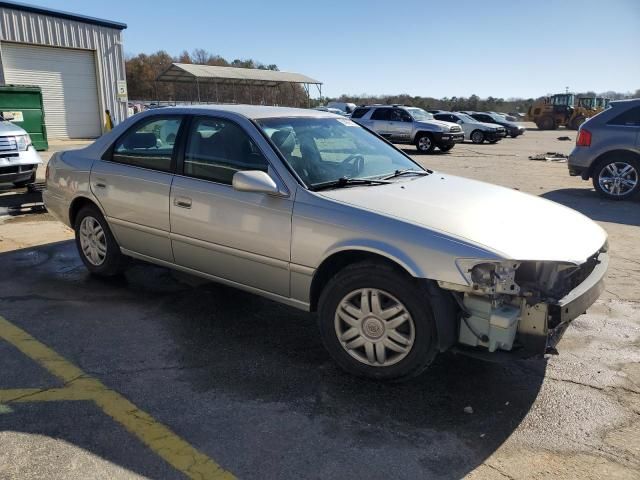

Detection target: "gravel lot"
[0, 126, 638, 479]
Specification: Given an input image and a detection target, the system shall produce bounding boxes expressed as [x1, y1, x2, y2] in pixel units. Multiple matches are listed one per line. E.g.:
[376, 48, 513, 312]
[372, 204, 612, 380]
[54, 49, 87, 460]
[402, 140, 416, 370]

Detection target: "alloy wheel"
[418, 135, 432, 151]
[334, 288, 415, 367]
[598, 161, 638, 197]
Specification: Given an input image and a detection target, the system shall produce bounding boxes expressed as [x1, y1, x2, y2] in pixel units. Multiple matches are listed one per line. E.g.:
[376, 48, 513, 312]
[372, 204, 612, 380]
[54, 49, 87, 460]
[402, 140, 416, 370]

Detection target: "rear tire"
[415, 133, 435, 153]
[537, 116, 555, 130]
[317, 260, 438, 381]
[74, 204, 127, 276]
[592, 154, 640, 201]
[470, 130, 485, 144]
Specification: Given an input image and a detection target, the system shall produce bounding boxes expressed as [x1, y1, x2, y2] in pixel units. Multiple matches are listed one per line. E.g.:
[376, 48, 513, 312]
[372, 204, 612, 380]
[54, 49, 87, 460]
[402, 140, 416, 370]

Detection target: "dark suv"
[568, 99, 640, 200]
[469, 112, 525, 138]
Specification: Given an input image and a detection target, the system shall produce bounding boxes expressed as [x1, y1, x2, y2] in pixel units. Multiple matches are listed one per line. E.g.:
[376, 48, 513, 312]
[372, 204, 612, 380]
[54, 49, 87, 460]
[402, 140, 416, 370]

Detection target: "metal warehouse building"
[0, 1, 127, 139]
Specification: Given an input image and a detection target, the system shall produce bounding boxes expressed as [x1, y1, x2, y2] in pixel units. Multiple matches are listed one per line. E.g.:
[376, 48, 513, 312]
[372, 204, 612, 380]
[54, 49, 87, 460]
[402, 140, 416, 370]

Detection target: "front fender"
[320, 239, 426, 278]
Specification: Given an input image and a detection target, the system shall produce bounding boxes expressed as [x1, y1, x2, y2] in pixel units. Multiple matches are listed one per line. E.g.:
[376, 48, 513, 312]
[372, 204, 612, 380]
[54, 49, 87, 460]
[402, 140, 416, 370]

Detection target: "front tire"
[415, 133, 435, 153]
[74, 204, 127, 276]
[317, 261, 437, 381]
[439, 144, 454, 152]
[592, 155, 640, 201]
[470, 130, 485, 144]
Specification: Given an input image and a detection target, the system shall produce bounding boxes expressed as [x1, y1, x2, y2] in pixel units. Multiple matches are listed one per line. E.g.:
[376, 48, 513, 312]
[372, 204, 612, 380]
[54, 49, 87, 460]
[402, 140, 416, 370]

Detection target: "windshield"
[488, 113, 506, 122]
[405, 108, 433, 121]
[257, 117, 423, 188]
[457, 113, 477, 123]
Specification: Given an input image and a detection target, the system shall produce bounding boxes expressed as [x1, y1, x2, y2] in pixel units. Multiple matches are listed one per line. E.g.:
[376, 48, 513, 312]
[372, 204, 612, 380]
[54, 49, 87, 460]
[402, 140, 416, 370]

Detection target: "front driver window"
[184, 117, 268, 184]
[112, 116, 182, 172]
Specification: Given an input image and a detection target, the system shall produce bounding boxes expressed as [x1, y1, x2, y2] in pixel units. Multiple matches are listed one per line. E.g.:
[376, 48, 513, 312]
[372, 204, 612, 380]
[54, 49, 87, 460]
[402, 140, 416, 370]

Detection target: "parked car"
[469, 112, 526, 138]
[351, 105, 464, 153]
[433, 112, 506, 144]
[491, 112, 518, 122]
[568, 98, 640, 200]
[44, 105, 608, 381]
[0, 114, 42, 188]
[327, 102, 356, 115]
[313, 106, 347, 116]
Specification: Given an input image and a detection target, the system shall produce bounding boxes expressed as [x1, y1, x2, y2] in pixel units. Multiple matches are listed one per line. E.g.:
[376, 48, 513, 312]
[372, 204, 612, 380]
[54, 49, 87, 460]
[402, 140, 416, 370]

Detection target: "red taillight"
[576, 129, 592, 147]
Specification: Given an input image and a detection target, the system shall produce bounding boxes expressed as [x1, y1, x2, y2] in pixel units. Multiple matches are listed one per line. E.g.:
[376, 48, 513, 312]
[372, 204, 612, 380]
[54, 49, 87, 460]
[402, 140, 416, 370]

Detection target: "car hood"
[318, 174, 606, 264]
[415, 120, 459, 131]
[0, 120, 27, 135]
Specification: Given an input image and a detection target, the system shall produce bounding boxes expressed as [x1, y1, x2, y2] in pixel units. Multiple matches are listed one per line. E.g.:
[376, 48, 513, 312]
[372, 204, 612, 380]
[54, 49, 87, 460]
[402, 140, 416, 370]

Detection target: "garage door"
[2, 43, 101, 138]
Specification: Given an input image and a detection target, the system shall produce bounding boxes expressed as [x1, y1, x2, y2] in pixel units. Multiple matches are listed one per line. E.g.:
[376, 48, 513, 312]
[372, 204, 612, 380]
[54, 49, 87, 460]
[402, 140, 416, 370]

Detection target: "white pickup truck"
[0, 115, 42, 187]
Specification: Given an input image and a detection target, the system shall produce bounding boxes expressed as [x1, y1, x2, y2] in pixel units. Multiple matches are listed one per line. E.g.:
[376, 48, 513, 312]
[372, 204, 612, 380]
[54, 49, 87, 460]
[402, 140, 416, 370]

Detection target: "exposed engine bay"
[439, 244, 608, 356]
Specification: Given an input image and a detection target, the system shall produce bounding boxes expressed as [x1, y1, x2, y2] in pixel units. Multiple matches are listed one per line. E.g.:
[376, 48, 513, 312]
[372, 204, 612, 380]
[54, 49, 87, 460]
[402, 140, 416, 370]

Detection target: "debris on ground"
[557, 136, 572, 141]
[528, 152, 568, 162]
[464, 406, 474, 414]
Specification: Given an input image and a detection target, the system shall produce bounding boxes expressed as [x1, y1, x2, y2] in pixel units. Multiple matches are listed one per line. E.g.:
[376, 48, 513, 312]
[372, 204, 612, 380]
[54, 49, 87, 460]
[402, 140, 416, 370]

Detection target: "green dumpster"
[0, 85, 48, 151]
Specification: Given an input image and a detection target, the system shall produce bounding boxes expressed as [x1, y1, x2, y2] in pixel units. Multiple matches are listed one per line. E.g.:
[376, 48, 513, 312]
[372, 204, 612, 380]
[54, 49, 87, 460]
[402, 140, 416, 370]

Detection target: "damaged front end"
[439, 243, 609, 357]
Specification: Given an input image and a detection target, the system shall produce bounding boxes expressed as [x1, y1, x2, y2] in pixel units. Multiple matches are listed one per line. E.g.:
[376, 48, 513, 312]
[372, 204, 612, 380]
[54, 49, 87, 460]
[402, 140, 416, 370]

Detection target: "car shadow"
[0, 183, 45, 216]
[399, 147, 453, 156]
[0, 240, 546, 479]
[541, 187, 640, 227]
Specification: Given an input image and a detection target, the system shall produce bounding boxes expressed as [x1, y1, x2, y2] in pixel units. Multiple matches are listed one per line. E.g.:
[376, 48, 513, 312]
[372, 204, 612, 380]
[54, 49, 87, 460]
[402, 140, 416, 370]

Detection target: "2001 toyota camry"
[43, 106, 608, 380]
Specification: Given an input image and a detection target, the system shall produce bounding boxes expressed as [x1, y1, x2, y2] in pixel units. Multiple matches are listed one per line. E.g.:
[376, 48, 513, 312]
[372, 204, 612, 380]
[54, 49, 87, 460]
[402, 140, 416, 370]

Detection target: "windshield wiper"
[311, 177, 391, 191]
[382, 169, 429, 180]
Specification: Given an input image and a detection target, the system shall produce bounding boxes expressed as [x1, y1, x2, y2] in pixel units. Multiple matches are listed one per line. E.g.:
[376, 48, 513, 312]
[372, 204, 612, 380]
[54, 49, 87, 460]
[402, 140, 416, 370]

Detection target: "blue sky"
[28, 0, 640, 98]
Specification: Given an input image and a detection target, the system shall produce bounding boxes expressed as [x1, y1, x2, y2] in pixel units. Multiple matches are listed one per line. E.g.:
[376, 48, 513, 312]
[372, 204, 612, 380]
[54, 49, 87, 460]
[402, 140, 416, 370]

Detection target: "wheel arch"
[309, 248, 458, 352]
[309, 247, 421, 313]
[587, 149, 640, 179]
[68, 196, 105, 229]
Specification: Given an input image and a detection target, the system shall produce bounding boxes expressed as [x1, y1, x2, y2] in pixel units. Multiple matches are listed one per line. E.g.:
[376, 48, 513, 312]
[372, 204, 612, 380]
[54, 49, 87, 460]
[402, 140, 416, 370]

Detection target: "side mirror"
[457, 120, 463, 125]
[232, 170, 280, 195]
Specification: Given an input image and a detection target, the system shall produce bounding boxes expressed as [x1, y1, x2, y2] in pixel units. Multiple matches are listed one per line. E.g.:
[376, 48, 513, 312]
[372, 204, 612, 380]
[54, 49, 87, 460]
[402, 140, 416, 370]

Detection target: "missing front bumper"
[457, 252, 608, 358]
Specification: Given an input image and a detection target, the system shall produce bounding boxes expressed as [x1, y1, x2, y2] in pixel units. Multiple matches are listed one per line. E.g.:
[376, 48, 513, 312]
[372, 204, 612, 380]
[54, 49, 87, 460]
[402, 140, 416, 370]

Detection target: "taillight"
[576, 129, 592, 147]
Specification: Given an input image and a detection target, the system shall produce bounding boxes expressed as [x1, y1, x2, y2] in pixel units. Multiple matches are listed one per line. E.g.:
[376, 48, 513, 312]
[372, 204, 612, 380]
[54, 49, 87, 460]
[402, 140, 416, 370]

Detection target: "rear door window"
[350, 107, 370, 119]
[608, 106, 640, 126]
[111, 116, 183, 172]
[371, 108, 392, 121]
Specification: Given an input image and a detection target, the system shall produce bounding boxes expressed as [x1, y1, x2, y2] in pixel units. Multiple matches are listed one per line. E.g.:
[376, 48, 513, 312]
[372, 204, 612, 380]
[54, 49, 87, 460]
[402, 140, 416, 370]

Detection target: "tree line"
[328, 89, 640, 114]
[125, 49, 307, 106]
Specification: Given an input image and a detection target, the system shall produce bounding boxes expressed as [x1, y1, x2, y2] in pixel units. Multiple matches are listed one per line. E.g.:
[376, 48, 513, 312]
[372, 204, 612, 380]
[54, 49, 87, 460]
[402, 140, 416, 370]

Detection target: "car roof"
[610, 98, 640, 107]
[140, 104, 336, 120]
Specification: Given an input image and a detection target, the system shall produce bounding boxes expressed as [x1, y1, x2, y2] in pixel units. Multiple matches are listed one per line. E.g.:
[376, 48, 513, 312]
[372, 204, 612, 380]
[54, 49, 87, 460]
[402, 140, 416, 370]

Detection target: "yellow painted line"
[0, 316, 235, 480]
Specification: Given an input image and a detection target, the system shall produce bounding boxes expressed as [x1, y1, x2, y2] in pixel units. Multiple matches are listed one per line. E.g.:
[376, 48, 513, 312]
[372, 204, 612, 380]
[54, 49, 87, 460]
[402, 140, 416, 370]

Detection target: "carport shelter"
[156, 63, 323, 106]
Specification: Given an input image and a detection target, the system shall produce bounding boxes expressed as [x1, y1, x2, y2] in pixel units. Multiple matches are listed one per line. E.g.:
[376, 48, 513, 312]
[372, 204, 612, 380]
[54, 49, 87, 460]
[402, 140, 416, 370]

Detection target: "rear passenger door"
[169, 116, 293, 297]
[91, 115, 184, 262]
[370, 108, 393, 138]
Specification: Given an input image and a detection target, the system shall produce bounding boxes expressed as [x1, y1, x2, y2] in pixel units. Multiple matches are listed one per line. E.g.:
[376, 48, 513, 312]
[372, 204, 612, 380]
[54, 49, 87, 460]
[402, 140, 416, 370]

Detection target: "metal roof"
[156, 63, 322, 86]
[0, 1, 127, 30]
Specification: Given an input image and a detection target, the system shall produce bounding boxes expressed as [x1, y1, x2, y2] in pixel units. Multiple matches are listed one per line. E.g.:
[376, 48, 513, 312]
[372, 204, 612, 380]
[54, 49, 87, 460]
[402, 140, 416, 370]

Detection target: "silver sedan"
[44, 105, 608, 380]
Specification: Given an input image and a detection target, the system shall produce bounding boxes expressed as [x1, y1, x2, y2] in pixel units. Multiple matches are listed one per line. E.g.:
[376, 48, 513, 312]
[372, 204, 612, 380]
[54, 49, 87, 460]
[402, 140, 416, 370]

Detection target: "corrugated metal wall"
[0, 6, 127, 133]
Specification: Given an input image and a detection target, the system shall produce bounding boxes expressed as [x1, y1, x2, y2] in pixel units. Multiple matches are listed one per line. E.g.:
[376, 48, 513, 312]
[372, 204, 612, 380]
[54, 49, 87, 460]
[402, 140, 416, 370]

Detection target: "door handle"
[174, 196, 192, 209]
[94, 182, 106, 189]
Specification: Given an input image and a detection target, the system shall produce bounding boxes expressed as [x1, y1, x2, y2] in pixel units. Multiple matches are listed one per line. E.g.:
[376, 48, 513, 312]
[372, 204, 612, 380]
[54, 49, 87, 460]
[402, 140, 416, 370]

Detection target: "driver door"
[389, 109, 413, 142]
[170, 116, 293, 297]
